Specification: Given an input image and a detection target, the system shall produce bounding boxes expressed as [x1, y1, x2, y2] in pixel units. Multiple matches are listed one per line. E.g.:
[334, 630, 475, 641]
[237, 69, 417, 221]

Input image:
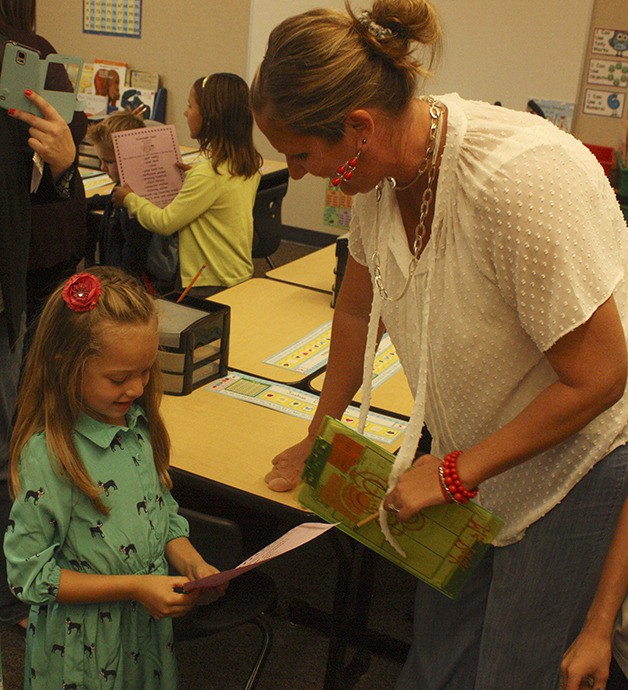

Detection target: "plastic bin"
[156, 294, 230, 396]
[615, 151, 628, 197]
[584, 143, 615, 179]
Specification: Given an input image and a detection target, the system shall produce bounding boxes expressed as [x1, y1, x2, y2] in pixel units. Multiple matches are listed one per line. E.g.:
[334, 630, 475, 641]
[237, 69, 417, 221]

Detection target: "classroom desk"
[309, 368, 415, 419]
[161, 385, 307, 512]
[211, 278, 334, 385]
[161, 382, 409, 689]
[266, 244, 336, 294]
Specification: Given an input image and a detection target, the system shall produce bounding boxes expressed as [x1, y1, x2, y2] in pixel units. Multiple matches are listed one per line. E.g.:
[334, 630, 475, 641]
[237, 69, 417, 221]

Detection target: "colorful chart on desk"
[265, 323, 401, 384]
[208, 372, 407, 446]
[82, 174, 114, 192]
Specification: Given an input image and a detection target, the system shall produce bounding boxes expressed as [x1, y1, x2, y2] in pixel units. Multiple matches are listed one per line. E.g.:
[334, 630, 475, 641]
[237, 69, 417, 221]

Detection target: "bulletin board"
[83, 0, 142, 38]
[570, 0, 628, 149]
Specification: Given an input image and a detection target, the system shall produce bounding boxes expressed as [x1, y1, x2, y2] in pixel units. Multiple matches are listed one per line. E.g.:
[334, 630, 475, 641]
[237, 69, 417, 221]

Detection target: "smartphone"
[0, 41, 84, 123]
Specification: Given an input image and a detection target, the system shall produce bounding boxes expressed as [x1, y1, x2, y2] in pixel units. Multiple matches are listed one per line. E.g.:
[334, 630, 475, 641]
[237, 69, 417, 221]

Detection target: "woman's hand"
[560, 625, 611, 690]
[112, 183, 133, 207]
[8, 89, 75, 180]
[383, 454, 447, 522]
[265, 436, 314, 492]
[134, 575, 199, 620]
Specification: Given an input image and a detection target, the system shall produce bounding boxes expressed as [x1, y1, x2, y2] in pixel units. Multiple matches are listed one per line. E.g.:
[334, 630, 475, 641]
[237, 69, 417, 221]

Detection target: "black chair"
[252, 169, 289, 269]
[173, 507, 278, 690]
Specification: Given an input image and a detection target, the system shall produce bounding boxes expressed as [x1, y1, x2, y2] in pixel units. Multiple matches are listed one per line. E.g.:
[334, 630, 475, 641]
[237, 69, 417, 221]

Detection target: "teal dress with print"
[4, 405, 189, 689]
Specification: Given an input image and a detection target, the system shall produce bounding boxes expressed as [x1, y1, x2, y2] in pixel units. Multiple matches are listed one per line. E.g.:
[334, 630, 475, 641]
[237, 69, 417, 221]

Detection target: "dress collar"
[74, 404, 146, 449]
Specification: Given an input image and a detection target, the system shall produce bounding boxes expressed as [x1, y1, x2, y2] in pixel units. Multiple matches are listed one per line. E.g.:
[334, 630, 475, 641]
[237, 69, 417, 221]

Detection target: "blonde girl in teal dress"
[4, 267, 224, 689]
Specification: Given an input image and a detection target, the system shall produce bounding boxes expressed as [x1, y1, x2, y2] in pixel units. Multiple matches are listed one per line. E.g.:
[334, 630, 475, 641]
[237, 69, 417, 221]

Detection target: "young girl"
[113, 73, 263, 298]
[4, 267, 223, 689]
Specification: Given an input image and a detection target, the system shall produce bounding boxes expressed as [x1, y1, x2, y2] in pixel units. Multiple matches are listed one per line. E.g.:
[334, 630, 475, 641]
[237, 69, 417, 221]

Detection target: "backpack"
[146, 233, 179, 283]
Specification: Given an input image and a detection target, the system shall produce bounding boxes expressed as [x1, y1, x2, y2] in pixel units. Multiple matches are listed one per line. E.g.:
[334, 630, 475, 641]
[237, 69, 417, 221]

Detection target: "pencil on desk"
[177, 264, 206, 303]
[356, 512, 380, 528]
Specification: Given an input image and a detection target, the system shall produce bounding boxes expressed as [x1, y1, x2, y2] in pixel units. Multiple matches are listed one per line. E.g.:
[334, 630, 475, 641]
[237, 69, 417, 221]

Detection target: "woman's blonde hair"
[192, 72, 263, 178]
[250, 0, 441, 141]
[10, 267, 171, 514]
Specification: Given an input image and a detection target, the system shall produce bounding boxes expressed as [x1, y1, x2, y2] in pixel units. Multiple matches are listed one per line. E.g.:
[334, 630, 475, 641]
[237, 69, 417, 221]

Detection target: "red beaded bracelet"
[439, 450, 478, 504]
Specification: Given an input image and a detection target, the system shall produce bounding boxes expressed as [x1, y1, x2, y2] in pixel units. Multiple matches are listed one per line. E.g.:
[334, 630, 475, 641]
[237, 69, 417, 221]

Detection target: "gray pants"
[396, 444, 628, 690]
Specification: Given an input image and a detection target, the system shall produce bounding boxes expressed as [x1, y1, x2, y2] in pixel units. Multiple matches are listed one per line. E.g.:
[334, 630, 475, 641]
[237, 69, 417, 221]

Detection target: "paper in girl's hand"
[182, 522, 336, 592]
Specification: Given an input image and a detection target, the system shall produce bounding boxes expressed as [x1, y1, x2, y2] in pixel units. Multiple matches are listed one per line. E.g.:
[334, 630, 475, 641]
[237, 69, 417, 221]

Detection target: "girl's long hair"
[193, 72, 263, 178]
[10, 267, 171, 514]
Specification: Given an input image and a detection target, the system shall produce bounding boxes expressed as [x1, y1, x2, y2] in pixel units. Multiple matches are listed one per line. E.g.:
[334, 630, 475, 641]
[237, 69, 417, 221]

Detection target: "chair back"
[252, 180, 289, 261]
[179, 507, 243, 572]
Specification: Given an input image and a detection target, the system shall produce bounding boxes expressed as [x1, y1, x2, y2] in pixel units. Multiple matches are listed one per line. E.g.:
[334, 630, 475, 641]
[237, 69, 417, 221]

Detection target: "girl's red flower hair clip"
[62, 273, 102, 312]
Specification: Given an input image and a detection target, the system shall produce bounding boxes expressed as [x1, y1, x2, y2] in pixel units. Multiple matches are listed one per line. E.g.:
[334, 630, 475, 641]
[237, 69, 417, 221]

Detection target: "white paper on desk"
[111, 124, 185, 208]
[183, 522, 336, 592]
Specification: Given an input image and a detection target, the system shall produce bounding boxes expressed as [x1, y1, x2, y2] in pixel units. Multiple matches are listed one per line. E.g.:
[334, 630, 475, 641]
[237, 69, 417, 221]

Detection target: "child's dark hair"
[9, 266, 171, 514]
[192, 72, 263, 178]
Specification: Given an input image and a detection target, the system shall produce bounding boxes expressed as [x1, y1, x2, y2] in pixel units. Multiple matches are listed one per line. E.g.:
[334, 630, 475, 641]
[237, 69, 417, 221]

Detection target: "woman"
[0, 0, 88, 333]
[250, 1, 628, 688]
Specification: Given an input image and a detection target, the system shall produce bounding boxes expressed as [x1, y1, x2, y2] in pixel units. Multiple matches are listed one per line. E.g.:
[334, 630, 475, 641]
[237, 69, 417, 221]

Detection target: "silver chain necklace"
[372, 96, 444, 301]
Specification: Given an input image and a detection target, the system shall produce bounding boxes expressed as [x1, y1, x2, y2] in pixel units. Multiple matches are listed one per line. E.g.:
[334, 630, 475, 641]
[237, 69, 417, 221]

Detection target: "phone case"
[0, 41, 84, 122]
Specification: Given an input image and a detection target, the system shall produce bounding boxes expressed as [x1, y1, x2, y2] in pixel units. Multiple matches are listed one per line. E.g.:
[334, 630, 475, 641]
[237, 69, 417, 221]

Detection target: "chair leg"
[264, 256, 276, 270]
[244, 614, 274, 690]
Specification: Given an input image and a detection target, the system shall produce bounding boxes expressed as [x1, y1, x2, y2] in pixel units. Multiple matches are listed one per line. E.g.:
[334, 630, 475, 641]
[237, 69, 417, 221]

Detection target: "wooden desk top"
[309, 367, 414, 419]
[266, 244, 336, 295]
[161, 386, 307, 512]
[212, 279, 333, 384]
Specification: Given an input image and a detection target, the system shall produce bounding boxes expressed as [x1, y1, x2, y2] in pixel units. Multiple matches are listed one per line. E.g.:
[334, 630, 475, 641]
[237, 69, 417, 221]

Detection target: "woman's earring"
[331, 139, 367, 187]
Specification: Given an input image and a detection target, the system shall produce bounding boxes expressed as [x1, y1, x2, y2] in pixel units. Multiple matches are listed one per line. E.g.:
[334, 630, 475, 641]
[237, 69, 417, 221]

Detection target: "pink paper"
[111, 124, 185, 208]
[183, 521, 336, 592]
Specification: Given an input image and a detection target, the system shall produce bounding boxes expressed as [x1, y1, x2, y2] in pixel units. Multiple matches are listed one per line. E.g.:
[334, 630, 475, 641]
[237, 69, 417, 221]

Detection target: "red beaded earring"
[331, 139, 367, 187]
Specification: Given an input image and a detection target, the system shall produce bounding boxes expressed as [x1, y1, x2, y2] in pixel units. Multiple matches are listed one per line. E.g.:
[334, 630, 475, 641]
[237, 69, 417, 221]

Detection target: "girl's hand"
[176, 162, 192, 172]
[189, 561, 227, 606]
[560, 626, 611, 690]
[112, 183, 133, 207]
[135, 575, 197, 620]
[265, 436, 314, 492]
[383, 454, 446, 522]
[8, 89, 75, 180]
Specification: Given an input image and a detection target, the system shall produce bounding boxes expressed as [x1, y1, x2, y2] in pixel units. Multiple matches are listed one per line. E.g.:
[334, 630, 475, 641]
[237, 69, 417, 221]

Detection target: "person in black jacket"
[0, 2, 80, 626]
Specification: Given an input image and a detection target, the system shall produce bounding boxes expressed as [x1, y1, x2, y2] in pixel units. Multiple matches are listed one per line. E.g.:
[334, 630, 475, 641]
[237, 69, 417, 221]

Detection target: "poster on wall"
[591, 28, 628, 58]
[83, 0, 142, 39]
[583, 88, 626, 118]
[587, 58, 628, 89]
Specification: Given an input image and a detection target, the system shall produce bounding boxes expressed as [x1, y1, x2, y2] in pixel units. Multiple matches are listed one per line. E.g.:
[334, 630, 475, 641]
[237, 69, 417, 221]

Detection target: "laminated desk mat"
[208, 372, 407, 446]
[299, 417, 504, 599]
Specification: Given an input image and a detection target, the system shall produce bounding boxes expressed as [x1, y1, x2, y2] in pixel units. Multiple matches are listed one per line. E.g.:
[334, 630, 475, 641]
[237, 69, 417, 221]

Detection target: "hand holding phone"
[0, 41, 84, 123]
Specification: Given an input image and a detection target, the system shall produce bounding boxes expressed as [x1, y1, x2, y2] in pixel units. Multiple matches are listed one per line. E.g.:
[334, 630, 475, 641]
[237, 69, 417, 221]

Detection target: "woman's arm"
[388, 295, 627, 520]
[561, 498, 628, 690]
[266, 256, 381, 491]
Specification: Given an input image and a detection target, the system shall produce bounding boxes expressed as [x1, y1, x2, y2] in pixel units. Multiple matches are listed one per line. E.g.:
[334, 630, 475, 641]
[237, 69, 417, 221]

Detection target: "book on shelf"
[93, 59, 128, 113]
[130, 69, 160, 91]
[118, 86, 157, 120]
[299, 416, 504, 599]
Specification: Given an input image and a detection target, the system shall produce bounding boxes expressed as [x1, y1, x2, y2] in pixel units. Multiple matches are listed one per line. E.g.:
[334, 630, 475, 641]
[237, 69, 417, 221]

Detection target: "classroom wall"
[249, 0, 594, 236]
[39, 1, 596, 238]
[37, 0, 251, 147]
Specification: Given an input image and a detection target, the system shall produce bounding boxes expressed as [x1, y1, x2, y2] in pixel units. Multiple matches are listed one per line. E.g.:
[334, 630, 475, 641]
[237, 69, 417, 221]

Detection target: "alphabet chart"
[83, 0, 142, 38]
